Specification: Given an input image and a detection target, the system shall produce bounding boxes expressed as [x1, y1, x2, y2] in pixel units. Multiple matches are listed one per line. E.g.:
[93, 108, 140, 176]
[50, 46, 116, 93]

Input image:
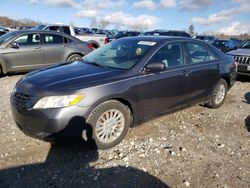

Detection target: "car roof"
[119, 36, 199, 43]
[3, 30, 84, 44]
[11, 29, 68, 35]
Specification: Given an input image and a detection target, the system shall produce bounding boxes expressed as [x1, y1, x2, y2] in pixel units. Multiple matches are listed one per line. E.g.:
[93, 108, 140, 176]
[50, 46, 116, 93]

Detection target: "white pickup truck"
[43, 25, 107, 49]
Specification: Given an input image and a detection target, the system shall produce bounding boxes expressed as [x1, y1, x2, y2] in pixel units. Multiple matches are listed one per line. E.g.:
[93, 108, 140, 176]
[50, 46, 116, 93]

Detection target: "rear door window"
[44, 34, 64, 44]
[185, 42, 217, 63]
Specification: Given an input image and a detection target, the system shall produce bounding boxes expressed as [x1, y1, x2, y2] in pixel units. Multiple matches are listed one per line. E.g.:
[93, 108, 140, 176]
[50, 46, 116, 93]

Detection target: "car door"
[2, 33, 44, 71]
[42, 33, 67, 65]
[136, 42, 192, 120]
[183, 41, 220, 103]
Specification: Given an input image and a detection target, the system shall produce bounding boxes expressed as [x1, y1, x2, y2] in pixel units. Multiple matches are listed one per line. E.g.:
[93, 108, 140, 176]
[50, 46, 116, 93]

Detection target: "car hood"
[227, 48, 250, 56]
[15, 61, 125, 95]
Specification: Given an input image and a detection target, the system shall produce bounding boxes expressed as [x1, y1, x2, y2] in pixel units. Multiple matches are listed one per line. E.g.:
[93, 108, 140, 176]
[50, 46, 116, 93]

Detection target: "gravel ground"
[0, 74, 249, 188]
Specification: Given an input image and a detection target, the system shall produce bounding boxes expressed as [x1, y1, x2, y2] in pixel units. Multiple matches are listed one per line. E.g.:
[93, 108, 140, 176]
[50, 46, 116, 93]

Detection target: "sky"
[0, 0, 250, 35]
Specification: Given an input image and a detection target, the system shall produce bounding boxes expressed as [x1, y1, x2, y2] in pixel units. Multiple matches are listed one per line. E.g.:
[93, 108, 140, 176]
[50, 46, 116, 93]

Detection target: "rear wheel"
[205, 79, 228, 108]
[0, 65, 3, 77]
[67, 54, 82, 62]
[87, 100, 131, 150]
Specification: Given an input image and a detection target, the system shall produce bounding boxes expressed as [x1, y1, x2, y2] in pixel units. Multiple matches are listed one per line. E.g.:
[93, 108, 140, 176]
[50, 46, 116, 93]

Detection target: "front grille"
[233, 55, 250, 65]
[12, 92, 32, 108]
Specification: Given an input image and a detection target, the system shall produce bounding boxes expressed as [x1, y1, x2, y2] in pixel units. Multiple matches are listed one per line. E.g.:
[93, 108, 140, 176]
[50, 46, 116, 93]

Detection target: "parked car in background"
[10, 36, 237, 149]
[225, 38, 242, 52]
[44, 24, 108, 49]
[142, 30, 191, 38]
[227, 40, 250, 76]
[0, 30, 93, 76]
[32, 24, 47, 30]
[210, 39, 228, 53]
[107, 31, 141, 42]
[0, 25, 9, 36]
[74, 27, 92, 34]
[193, 35, 215, 43]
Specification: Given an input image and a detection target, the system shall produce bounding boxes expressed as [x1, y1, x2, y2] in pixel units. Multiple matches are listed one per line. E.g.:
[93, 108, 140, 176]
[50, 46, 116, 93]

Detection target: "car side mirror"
[10, 42, 19, 49]
[144, 62, 166, 73]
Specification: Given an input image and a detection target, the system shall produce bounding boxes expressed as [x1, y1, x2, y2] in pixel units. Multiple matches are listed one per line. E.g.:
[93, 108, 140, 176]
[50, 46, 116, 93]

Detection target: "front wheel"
[205, 79, 228, 108]
[87, 100, 131, 150]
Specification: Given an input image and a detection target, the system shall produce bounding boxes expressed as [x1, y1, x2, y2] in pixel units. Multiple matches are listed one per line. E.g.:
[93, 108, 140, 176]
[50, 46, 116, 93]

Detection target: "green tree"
[188, 24, 195, 36]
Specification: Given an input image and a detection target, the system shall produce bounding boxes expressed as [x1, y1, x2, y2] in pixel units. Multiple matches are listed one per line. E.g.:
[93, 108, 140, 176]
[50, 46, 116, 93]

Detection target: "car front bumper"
[237, 64, 250, 76]
[11, 103, 91, 141]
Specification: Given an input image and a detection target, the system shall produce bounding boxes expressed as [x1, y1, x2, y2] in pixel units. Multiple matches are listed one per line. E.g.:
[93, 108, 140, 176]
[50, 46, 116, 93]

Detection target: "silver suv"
[227, 40, 250, 76]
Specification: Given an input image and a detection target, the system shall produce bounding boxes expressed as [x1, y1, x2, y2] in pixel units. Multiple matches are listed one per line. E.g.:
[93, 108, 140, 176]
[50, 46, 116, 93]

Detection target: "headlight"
[33, 94, 84, 109]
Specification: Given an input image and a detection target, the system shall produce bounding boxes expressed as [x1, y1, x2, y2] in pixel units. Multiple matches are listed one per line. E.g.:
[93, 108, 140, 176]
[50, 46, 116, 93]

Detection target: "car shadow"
[243, 92, 250, 104]
[237, 75, 249, 82]
[245, 116, 250, 132]
[0, 116, 169, 188]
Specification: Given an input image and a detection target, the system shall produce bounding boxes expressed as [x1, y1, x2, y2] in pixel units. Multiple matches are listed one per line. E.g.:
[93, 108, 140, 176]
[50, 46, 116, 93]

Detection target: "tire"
[0, 65, 3, 77]
[87, 100, 131, 150]
[205, 79, 228, 108]
[67, 54, 82, 62]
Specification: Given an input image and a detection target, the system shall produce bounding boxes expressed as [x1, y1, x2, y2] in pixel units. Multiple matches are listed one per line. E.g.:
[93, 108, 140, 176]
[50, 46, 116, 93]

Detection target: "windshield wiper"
[84, 61, 107, 68]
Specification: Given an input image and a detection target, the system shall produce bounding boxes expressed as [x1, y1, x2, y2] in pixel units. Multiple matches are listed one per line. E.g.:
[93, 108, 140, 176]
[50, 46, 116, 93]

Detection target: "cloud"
[159, 0, 177, 8]
[232, 0, 250, 4]
[27, 0, 159, 30]
[28, 0, 81, 9]
[81, 0, 126, 10]
[190, 2, 250, 25]
[219, 21, 250, 35]
[100, 11, 159, 29]
[44, 0, 81, 9]
[73, 10, 97, 19]
[132, 0, 176, 9]
[132, 0, 157, 9]
[179, 0, 213, 11]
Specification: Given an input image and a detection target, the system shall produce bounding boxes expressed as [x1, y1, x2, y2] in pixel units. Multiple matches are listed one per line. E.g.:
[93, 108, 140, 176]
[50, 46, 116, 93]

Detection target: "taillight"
[87, 43, 93, 50]
[104, 38, 109, 44]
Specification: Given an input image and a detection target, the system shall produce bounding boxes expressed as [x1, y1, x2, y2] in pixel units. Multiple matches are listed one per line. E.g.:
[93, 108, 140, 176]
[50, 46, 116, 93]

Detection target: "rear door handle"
[182, 70, 191, 77]
[34, 47, 41, 50]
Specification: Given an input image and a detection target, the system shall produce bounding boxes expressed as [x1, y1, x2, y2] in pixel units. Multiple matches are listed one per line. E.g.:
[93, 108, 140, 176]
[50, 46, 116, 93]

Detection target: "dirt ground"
[0, 74, 249, 188]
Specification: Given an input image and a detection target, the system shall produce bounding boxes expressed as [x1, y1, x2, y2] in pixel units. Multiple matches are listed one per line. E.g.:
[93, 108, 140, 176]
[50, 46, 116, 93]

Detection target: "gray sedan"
[0, 30, 93, 76]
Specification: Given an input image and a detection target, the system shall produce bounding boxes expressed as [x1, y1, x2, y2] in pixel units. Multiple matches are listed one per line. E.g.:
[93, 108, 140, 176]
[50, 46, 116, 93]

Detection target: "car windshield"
[82, 39, 156, 70]
[0, 32, 17, 46]
[240, 40, 250, 49]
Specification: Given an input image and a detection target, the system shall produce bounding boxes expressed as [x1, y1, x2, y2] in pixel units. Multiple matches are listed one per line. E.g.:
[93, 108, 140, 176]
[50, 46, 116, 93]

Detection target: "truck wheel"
[67, 54, 82, 62]
[205, 79, 228, 108]
[87, 100, 131, 150]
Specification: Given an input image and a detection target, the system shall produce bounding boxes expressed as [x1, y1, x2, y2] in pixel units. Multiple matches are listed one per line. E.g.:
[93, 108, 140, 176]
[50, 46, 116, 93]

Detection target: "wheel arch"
[221, 75, 230, 89]
[90, 97, 136, 127]
[0, 61, 7, 74]
[66, 52, 84, 61]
